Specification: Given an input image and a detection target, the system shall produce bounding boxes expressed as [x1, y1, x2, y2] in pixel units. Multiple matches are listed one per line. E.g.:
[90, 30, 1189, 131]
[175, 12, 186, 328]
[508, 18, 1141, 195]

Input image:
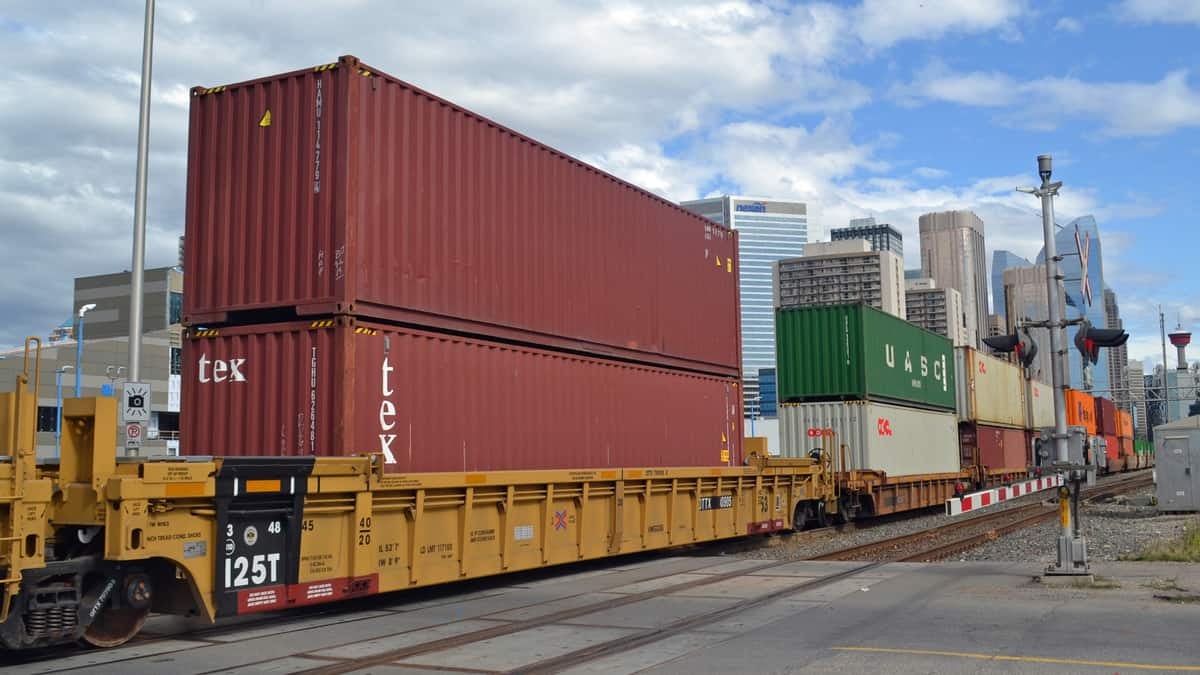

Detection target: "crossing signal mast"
[1015, 154, 1129, 578]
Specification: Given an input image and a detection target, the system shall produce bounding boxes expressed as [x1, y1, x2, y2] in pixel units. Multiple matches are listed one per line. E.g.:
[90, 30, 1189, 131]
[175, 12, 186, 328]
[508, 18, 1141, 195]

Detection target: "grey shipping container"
[779, 400, 961, 477]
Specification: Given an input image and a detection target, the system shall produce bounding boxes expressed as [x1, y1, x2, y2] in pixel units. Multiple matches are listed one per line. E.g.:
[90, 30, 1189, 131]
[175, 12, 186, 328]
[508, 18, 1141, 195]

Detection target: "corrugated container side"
[181, 319, 742, 472]
[954, 347, 1026, 428]
[184, 56, 740, 376]
[1118, 411, 1134, 439]
[776, 304, 955, 410]
[1095, 398, 1118, 437]
[1065, 389, 1097, 435]
[961, 423, 1028, 473]
[1103, 434, 1120, 463]
[1026, 379, 1054, 429]
[1119, 437, 1134, 458]
[778, 401, 960, 476]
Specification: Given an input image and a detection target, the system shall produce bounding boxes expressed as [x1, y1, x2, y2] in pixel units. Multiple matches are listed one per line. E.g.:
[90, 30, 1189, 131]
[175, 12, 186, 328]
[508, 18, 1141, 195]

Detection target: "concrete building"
[1128, 359, 1148, 438]
[919, 210, 987, 349]
[904, 278, 968, 346]
[831, 217, 903, 256]
[0, 332, 178, 459]
[904, 269, 923, 281]
[1104, 288, 1130, 412]
[991, 250, 1031, 320]
[1003, 263, 1061, 384]
[773, 239, 905, 318]
[987, 314, 1006, 339]
[1036, 215, 1109, 393]
[681, 196, 808, 413]
[0, 266, 185, 458]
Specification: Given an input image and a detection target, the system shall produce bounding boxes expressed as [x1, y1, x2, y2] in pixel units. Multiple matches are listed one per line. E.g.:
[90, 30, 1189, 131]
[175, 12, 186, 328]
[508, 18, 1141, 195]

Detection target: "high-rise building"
[1146, 372, 1165, 436]
[831, 217, 903, 256]
[919, 210, 987, 349]
[1104, 288, 1129, 411]
[774, 240, 906, 318]
[988, 314, 1008, 338]
[991, 250, 1031, 320]
[1003, 263, 1060, 383]
[1036, 215, 1109, 393]
[904, 268, 923, 281]
[1127, 359, 1147, 438]
[681, 196, 808, 412]
[905, 278, 968, 346]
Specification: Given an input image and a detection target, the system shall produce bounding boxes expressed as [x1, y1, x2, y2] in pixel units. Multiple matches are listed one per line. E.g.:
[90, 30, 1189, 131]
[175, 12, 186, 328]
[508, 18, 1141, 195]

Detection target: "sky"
[1, 0, 1198, 370]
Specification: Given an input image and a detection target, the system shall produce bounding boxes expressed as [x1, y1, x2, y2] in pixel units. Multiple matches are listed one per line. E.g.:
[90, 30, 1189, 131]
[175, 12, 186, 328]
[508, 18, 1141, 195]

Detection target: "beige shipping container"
[1027, 379, 1054, 429]
[780, 400, 960, 477]
[955, 347, 1027, 428]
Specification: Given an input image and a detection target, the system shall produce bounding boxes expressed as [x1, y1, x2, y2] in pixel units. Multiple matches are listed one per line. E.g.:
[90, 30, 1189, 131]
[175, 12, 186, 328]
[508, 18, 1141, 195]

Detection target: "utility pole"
[128, 0, 155, 384]
[1017, 154, 1089, 576]
[1160, 306, 1170, 423]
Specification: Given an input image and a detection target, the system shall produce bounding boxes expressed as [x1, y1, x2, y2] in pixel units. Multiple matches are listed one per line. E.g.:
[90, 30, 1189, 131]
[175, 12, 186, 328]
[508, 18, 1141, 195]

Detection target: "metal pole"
[55, 367, 71, 456]
[74, 317, 83, 397]
[1161, 306, 1170, 423]
[128, 0, 156, 383]
[1022, 154, 1087, 576]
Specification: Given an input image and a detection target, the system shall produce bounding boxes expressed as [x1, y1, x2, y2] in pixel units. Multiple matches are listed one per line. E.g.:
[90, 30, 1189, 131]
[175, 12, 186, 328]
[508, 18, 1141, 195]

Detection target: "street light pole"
[1018, 154, 1089, 576]
[55, 365, 74, 457]
[128, 0, 156, 384]
[1161, 307, 1171, 423]
[75, 303, 96, 397]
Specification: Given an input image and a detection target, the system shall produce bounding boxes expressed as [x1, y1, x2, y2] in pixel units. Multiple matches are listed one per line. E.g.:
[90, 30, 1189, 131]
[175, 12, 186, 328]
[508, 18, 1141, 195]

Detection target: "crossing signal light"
[982, 332, 1039, 369]
[1073, 320, 1129, 365]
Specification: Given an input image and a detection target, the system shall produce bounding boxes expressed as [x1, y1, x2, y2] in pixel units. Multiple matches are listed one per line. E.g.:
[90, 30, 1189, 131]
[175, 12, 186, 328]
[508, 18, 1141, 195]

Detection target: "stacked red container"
[181, 56, 744, 470]
[1094, 398, 1121, 473]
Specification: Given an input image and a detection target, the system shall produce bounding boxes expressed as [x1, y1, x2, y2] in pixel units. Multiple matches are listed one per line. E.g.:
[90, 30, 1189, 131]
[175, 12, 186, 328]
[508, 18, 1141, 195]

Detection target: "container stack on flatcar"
[1094, 396, 1120, 473]
[775, 304, 965, 518]
[180, 55, 743, 470]
[955, 347, 1030, 485]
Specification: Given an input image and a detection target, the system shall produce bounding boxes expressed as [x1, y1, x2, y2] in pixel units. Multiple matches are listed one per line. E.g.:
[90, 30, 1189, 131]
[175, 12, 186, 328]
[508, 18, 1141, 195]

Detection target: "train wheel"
[82, 606, 149, 648]
[813, 501, 829, 529]
[793, 502, 813, 531]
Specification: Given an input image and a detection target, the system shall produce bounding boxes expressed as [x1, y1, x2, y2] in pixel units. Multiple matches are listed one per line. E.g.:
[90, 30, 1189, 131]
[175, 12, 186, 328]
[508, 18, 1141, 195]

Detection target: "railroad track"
[813, 473, 1155, 563]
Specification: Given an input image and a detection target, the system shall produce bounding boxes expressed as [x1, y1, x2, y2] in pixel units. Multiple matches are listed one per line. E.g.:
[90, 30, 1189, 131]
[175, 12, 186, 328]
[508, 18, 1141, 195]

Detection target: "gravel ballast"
[960, 484, 1199, 563]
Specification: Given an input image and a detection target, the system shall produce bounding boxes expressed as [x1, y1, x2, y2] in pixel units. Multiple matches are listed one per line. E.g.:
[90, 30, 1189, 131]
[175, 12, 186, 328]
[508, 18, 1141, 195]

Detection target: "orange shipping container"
[1065, 389, 1097, 435]
[1118, 410, 1134, 439]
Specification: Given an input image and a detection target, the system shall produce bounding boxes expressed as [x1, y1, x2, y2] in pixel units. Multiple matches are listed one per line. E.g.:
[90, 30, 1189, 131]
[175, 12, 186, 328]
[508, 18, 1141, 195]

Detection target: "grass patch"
[1128, 522, 1200, 562]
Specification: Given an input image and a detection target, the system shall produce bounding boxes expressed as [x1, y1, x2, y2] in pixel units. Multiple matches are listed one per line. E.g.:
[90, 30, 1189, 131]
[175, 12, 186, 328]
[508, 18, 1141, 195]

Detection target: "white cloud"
[913, 166, 950, 179]
[896, 66, 1200, 136]
[855, 0, 1028, 47]
[1117, 0, 1200, 25]
[1055, 16, 1084, 32]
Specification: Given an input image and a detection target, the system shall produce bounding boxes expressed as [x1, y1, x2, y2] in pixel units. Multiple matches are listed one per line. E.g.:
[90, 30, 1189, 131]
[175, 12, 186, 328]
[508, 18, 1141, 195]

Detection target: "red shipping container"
[1094, 398, 1118, 436]
[184, 55, 740, 377]
[181, 319, 742, 472]
[960, 423, 1027, 474]
[1103, 434, 1121, 463]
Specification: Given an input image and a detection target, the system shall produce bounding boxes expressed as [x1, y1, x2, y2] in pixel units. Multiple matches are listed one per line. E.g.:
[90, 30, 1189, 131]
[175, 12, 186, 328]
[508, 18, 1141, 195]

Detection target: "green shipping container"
[776, 304, 956, 410]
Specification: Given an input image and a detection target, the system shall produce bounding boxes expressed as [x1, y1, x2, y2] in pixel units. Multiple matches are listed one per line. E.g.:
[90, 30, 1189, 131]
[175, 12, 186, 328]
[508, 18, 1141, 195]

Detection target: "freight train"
[0, 56, 1149, 650]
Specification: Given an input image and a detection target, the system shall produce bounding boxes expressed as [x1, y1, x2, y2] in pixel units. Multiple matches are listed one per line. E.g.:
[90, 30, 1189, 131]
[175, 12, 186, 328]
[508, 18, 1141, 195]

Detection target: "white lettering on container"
[378, 357, 397, 464]
[197, 354, 247, 383]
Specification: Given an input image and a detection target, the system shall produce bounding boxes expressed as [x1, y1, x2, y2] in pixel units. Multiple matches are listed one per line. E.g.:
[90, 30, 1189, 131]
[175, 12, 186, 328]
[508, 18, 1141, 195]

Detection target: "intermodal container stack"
[181, 55, 744, 470]
[1094, 397, 1120, 472]
[1117, 409, 1135, 472]
[776, 304, 961, 477]
[955, 347, 1029, 482]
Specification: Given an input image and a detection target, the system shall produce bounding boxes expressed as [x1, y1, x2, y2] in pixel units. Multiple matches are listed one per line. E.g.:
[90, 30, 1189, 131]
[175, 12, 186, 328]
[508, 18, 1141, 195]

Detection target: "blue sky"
[0, 0, 1197, 370]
